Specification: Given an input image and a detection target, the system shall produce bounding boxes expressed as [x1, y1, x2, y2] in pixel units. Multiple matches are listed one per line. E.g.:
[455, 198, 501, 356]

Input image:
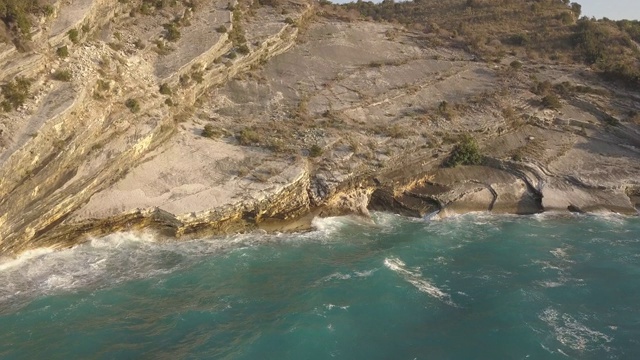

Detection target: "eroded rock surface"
[0, 1, 638, 256]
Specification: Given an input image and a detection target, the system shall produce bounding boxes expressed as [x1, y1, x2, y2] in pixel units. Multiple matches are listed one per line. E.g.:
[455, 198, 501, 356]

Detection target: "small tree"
[571, 2, 582, 17]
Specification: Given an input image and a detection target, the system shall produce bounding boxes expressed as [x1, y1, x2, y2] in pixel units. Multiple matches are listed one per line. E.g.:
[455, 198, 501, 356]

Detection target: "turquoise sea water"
[0, 213, 639, 359]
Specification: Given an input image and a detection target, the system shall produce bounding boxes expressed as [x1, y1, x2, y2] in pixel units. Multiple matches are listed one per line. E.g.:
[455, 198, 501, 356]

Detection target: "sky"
[579, 0, 639, 20]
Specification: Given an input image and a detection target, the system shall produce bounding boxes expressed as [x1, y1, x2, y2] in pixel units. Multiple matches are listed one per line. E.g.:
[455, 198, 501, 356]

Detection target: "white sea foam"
[383, 257, 455, 306]
[550, 247, 568, 259]
[323, 269, 378, 283]
[0, 231, 277, 311]
[0, 248, 55, 272]
[539, 307, 613, 353]
[354, 269, 377, 278]
[550, 246, 576, 264]
[325, 272, 352, 281]
[534, 260, 565, 272]
[537, 280, 564, 288]
[323, 303, 349, 311]
[310, 216, 364, 236]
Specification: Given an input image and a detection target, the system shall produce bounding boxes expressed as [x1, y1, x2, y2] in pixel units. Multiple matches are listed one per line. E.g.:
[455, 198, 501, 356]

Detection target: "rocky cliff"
[0, 0, 638, 257]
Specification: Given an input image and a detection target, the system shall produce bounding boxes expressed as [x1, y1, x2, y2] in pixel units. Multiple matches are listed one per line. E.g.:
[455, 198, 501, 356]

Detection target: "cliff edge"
[0, 0, 638, 256]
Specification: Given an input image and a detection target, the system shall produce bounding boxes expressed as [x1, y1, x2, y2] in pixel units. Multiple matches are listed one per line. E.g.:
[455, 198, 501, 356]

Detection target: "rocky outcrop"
[0, 2, 639, 257]
[0, 1, 314, 256]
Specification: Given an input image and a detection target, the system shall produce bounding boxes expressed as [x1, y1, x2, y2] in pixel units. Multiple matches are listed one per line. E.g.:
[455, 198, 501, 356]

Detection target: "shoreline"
[3, 204, 638, 261]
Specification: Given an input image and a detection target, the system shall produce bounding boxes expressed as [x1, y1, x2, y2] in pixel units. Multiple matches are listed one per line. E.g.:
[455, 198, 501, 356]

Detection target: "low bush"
[125, 98, 140, 113]
[159, 83, 172, 95]
[446, 135, 482, 167]
[1, 76, 31, 111]
[510, 60, 522, 70]
[191, 70, 204, 84]
[202, 124, 221, 138]
[541, 94, 561, 110]
[68, 28, 79, 44]
[309, 144, 323, 158]
[237, 44, 250, 55]
[133, 39, 146, 49]
[163, 23, 181, 42]
[56, 46, 69, 58]
[237, 128, 261, 146]
[52, 69, 72, 82]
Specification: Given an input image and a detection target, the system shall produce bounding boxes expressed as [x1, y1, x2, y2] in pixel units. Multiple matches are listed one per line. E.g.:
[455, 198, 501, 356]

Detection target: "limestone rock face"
[0, 1, 639, 256]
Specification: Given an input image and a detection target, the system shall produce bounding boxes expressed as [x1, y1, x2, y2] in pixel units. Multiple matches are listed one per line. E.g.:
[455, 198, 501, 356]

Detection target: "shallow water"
[1, 213, 639, 359]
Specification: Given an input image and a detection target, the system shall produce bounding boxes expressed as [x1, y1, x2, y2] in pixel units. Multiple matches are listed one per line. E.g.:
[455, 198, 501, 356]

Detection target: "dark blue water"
[1, 213, 639, 359]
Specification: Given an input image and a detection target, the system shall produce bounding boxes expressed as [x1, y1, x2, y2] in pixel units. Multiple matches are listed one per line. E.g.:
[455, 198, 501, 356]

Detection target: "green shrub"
[510, 60, 522, 70]
[56, 46, 69, 58]
[159, 83, 172, 95]
[52, 69, 72, 82]
[237, 128, 261, 146]
[163, 23, 181, 42]
[237, 44, 250, 55]
[446, 135, 482, 167]
[0, 0, 50, 40]
[153, 40, 173, 55]
[125, 98, 140, 113]
[603, 115, 620, 126]
[134, 39, 146, 49]
[216, 25, 227, 33]
[541, 94, 561, 109]
[559, 11, 574, 25]
[191, 71, 204, 84]
[1, 76, 31, 111]
[43, 5, 55, 17]
[97, 79, 111, 91]
[437, 100, 455, 120]
[229, 9, 246, 46]
[571, 3, 582, 17]
[533, 80, 552, 95]
[284, 17, 296, 25]
[508, 33, 530, 46]
[202, 124, 221, 138]
[179, 74, 190, 87]
[68, 28, 79, 44]
[309, 144, 323, 158]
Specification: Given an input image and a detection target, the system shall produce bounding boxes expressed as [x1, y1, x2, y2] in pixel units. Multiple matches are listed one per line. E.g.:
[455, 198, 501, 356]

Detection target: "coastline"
[0, 0, 639, 258]
[7, 158, 637, 259]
